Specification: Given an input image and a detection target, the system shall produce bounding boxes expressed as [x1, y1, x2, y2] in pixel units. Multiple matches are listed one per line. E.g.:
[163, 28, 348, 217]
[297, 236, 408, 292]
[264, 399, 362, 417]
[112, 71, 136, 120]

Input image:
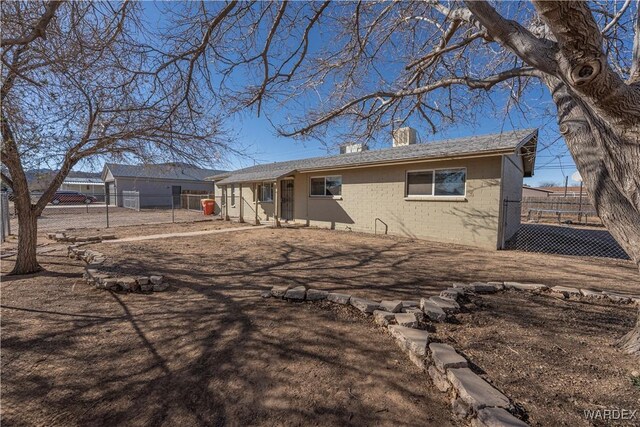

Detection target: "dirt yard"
[435, 292, 639, 427]
[2, 226, 639, 426]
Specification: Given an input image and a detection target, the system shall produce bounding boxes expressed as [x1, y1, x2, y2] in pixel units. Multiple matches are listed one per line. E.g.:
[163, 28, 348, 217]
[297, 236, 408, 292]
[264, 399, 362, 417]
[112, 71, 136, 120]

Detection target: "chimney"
[340, 142, 368, 154]
[392, 127, 417, 147]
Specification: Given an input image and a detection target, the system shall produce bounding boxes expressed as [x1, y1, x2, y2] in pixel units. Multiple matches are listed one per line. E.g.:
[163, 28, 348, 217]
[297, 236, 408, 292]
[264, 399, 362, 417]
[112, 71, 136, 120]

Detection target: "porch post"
[224, 185, 230, 221]
[274, 180, 281, 227]
[239, 184, 244, 223]
[254, 183, 260, 225]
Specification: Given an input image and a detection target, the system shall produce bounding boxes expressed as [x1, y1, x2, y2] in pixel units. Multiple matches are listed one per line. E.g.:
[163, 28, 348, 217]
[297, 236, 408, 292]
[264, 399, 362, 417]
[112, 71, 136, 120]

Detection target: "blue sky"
[76, 1, 582, 188]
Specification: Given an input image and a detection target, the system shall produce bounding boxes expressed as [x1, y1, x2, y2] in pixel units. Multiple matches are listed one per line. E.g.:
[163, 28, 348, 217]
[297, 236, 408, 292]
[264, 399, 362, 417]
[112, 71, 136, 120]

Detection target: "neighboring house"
[102, 163, 226, 208]
[60, 177, 105, 197]
[209, 128, 538, 250]
[522, 186, 553, 198]
[542, 186, 585, 197]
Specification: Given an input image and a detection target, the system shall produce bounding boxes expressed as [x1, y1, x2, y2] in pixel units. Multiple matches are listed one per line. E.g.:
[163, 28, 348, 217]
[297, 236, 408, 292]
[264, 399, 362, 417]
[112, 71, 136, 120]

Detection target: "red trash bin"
[201, 199, 215, 215]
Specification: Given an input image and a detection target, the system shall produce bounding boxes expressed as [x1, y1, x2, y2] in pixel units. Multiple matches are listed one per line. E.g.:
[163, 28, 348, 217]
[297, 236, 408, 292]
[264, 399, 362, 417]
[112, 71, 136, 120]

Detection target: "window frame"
[309, 175, 342, 198]
[405, 167, 467, 199]
[257, 182, 274, 203]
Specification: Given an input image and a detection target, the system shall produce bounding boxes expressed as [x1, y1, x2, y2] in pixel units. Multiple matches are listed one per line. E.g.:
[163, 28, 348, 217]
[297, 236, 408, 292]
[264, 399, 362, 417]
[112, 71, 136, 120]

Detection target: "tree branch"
[0, 1, 64, 47]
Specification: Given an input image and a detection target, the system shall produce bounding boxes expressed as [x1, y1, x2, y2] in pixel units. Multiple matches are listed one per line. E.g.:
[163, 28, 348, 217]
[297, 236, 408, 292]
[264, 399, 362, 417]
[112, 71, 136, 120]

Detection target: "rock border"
[68, 245, 168, 293]
[264, 283, 528, 426]
[49, 231, 117, 243]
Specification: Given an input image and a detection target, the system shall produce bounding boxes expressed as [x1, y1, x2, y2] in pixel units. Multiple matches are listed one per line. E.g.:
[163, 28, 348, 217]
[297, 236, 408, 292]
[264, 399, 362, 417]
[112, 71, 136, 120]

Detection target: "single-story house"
[102, 162, 227, 208]
[60, 177, 105, 197]
[522, 186, 553, 198]
[542, 186, 585, 197]
[209, 128, 538, 250]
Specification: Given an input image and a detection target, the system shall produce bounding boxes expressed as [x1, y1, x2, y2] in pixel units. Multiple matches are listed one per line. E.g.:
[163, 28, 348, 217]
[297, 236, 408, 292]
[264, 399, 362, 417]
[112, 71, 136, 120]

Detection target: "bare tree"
[159, 1, 639, 353]
[1, 1, 230, 275]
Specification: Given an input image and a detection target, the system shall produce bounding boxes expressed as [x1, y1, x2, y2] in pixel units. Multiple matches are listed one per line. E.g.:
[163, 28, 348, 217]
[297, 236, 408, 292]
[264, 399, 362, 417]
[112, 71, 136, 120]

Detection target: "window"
[406, 168, 465, 197]
[258, 182, 273, 202]
[310, 176, 342, 197]
[406, 171, 433, 196]
[230, 184, 236, 206]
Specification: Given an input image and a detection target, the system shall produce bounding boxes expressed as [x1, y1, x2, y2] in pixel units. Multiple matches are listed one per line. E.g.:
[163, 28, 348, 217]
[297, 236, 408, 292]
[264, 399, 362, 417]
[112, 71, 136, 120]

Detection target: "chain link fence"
[504, 198, 629, 260]
[7, 192, 224, 234]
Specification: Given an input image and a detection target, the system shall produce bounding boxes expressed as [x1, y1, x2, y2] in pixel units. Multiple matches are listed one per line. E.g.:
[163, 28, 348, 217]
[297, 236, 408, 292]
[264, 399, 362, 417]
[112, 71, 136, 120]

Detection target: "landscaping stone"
[451, 398, 472, 419]
[284, 285, 307, 301]
[550, 285, 581, 298]
[118, 277, 137, 291]
[260, 291, 271, 298]
[440, 288, 464, 301]
[420, 298, 447, 322]
[306, 288, 328, 301]
[150, 275, 164, 285]
[467, 282, 499, 293]
[394, 313, 419, 328]
[429, 343, 468, 372]
[101, 234, 117, 240]
[487, 281, 505, 290]
[136, 276, 149, 286]
[140, 284, 153, 292]
[350, 297, 379, 314]
[327, 292, 351, 304]
[429, 296, 460, 313]
[103, 278, 119, 291]
[603, 292, 632, 304]
[271, 285, 290, 298]
[503, 282, 548, 291]
[373, 310, 396, 326]
[473, 408, 529, 427]
[580, 288, 605, 299]
[402, 307, 423, 316]
[446, 368, 510, 410]
[401, 300, 420, 308]
[388, 325, 430, 368]
[428, 365, 451, 392]
[153, 283, 169, 292]
[379, 300, 403, 313]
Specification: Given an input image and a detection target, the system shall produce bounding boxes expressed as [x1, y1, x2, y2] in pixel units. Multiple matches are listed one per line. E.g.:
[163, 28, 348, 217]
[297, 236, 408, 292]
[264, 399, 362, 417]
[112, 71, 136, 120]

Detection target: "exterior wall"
[499, 154, 524, 246]
[60, 183, 105, 196]
[522, 187, 551, 198]
[289, 156, 503, 249]
[109, 177, 214, 208]
[216, 182, 276, 222]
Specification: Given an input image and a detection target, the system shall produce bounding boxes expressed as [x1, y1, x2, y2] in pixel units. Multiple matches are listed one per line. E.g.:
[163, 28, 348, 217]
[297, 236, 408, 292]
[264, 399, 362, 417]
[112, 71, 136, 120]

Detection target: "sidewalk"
[103, 224, 270, 243]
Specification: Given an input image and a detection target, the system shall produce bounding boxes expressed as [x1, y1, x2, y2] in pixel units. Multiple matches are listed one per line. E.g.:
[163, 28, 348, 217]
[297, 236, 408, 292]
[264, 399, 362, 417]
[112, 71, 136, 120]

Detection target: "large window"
[406, 168, 466, 197]
[310, 176, 342, 197]
[258, 182, 273, 202]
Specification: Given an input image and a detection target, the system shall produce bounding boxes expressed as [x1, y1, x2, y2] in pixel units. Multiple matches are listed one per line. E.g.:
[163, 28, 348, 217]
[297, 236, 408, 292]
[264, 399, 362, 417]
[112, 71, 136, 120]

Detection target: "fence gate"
[122, 191, 140, 211]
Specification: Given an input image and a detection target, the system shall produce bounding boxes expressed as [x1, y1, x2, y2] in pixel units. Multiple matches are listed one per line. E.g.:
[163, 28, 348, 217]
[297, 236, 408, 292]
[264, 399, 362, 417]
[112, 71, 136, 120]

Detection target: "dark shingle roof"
[215, 129, 537, 185]
[104, 163, 227, 182]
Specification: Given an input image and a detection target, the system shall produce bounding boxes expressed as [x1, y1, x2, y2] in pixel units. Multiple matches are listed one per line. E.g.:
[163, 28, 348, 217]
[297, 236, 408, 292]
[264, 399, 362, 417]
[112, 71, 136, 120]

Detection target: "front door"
[280, 180, 294, 221]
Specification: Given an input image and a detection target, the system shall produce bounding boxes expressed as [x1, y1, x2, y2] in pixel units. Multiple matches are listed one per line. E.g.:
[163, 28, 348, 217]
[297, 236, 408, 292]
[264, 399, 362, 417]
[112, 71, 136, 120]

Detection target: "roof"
[63, 177, 104, 185]
[543, 186, 584, 194]
[522, 186, 554, 193]
[214, 128, 538, 185]
[102, 163, 227, 182]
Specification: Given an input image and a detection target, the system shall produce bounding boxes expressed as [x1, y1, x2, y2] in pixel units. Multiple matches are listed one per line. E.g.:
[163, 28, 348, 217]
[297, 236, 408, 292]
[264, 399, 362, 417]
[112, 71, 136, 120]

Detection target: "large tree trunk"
[617, 310, 640, 357]
[544, 75, 640, 270]
[10, 202, 41, 275]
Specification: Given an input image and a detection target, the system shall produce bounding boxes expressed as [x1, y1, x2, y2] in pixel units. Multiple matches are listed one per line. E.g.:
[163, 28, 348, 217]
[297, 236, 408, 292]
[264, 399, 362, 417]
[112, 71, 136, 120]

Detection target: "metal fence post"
[106, 199, 110, 228]
[171, 195, 175, 223]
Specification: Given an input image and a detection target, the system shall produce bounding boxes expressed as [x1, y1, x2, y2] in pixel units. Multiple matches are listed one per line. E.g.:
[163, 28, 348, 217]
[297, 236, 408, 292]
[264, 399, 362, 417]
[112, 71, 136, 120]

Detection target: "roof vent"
[392, 127, 417, 147]
[340, 142, 368, 154]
